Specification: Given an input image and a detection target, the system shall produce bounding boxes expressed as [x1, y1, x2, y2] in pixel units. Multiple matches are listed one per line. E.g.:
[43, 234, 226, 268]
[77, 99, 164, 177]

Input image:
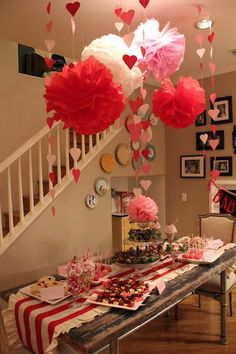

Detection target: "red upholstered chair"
[195, 213, 236, 316]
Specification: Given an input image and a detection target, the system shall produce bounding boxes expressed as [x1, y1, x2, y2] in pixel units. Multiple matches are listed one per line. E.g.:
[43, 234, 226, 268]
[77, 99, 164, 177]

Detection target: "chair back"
[198, 213, 236, 244]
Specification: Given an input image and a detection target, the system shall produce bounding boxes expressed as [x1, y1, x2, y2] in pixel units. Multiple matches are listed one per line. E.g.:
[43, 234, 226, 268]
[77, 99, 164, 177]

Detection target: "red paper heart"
[46, 20, 53, 33]
[123, 54, 137, 69]
[141, 148, 149, 159]
[114, 7, 122, 17]
[128, 123, 142, 142]
[47, 1, 51, 15]
[142, 120, 150, 131]
[45, 57, 55, 70]
[49, 172, 56, 185]
[208, 32, 215, 44]
[66, 2, 80, 16]
[133, 150, 140, 161]
[129, 96, 143, 114]
[123, 32, 134, 48]
[211, 125, 217, 135]
[210, 169, 220, 180]
[47, 117, 55, 129]
[51, 205, 56, 217]
[72, 168, 80, 183]
[141, 164, 151, 175]
[141, 46, 146, 57]
[139, 0, 150, 8]
[120, 10, 135, 25]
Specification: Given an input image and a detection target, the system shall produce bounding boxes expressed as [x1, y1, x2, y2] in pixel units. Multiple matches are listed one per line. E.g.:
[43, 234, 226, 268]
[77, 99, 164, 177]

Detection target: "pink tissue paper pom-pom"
[132, 19, 185, 82]
[152, 76, 206, 128]
[127, 195, 158, 223]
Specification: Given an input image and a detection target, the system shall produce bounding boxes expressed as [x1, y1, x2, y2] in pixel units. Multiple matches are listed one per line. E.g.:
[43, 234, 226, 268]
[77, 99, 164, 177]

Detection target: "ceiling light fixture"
[194, 18, 214, 30]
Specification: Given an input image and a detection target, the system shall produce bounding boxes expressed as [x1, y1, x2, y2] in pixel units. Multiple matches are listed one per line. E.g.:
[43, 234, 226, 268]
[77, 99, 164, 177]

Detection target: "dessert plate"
[19, 284, 71, 305]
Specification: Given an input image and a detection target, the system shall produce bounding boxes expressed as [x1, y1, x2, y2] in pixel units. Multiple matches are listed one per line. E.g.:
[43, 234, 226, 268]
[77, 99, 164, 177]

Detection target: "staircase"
[0, 121, 121, 256]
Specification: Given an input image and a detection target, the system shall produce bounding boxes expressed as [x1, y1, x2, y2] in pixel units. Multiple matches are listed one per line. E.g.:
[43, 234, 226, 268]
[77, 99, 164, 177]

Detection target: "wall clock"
[95, 177, 110, 196]
[85, 193, 98, 208]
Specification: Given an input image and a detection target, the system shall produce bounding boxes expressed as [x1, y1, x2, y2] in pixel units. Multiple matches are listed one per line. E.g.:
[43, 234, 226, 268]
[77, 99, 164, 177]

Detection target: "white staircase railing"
[0, 121, 121, 255]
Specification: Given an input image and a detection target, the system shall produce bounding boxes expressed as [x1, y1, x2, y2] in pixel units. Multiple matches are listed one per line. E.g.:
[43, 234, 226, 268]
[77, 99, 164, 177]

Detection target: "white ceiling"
[0, 0, 236, 84]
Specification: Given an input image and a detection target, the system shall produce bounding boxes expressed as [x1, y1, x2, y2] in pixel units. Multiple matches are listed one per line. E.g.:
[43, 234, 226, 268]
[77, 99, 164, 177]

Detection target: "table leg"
[110, 338, 119, 354]
[220, 270, 228, 345]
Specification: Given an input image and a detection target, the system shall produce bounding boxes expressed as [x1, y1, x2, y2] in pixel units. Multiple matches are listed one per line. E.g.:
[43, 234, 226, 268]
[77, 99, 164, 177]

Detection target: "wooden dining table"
[1, 246, 236, 354]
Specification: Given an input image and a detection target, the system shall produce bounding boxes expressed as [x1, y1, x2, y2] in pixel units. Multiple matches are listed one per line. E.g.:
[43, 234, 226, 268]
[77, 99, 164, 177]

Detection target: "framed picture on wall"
[210, 156, 233, 176]
[195, 110, 206, 126]
[196, 130, 224, 150]
[180, 155, 205, 178]
[210, 96, 233, 124]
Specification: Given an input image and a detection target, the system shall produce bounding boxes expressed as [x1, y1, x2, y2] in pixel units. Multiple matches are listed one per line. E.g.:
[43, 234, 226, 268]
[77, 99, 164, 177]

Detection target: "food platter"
[176, 248, 224, 265]
[19, 284, 71, 305]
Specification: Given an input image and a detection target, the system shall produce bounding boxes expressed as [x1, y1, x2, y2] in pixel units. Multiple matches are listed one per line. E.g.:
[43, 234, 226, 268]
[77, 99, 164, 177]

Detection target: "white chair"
[195, 213, 236, 316]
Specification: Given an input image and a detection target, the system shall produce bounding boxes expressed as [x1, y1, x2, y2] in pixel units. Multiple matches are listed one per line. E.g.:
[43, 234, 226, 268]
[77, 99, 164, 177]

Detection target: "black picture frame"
[210, 96, 233, 124]
[195, 110, 206, 126]
[196, 130, 224, 150]
[180, 155, 205, 178]
[210, 156, 233, 176]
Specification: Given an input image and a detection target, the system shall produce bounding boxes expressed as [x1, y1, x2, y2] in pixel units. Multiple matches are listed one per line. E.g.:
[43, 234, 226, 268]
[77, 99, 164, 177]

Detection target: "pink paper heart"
[140, 179, 152, 191]
[123, 32, 134, 47]
[141, 46, 146, 57]
[138, 103, 149, 117]
[128, 123, 142, 142]
[72, 168, 80, 183]
[47, 117, 55, 129]
[134, 171, 139, 178]
[196, 34, 204, 44]
[119, 116, 125, 126]
[199, 133, 208, 145]
[141, 164, 151, 175]
[133, 114, 141, 124]
[123, 54, 137, 69]
[51, 205, 56, 217]
[46, 20, 53, 33]
[211, 125, 217, 135]
[49, 172, 56, 185]
[47, 153, 56, 166]
[209, 139, 219, 150]
[209, 62, 216, 74]
[66, 2, 80, 16]
[45, 57, 55, 70]
[70, 147, 81, 162]
[115, 7, 122, 17]
[210, 93, 217, 104]
[138, 62, 148, 73]
[120, 9, 135, 25]
[139, 0, 150, 8]
[210, 169, 220, 180]
[208, 108, 220, 120]
[133, 188, 142, 196]
[50, 189, 55, 200]
[44, 39, 56, 52]
[140, 129, 149, 144]
[48, 135, 55, 146]
[115, 22, 124, 32]
[140, 87, 147, 100]
[196, 48, 205, 59]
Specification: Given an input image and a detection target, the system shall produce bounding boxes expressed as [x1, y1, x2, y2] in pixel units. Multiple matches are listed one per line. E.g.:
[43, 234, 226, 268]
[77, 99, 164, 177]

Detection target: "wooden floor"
[103, 289, 236, 354]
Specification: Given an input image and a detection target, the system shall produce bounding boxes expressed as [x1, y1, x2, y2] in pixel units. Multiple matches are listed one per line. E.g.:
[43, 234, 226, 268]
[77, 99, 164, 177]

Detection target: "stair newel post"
[56, 125, 62, 183]
[28, 148, 34, 213]
[18, 157, 24, 222]
[96, 133, 99, 145]
[89, 135, 93, 152]
[38, 140, 44, 202]
[7, 167, 14, 234]
[65, 129, 70, 175]
[0, 202, 3, 247]
[81, 135, 85, 160]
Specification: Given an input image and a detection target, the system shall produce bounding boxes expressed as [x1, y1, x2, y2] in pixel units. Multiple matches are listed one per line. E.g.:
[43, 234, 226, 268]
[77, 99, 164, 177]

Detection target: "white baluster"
[56, 125, 62, 183]
[73, 130, 77, 148]
[96, 133, 99, 145]
[7, 167, 14, 234]
[81, 135, 85, 159]
[65, 129, 70, 175]
[0, 202, 3, 246]
[18, 158, 24, 222]
[38, 140, 44, 202]
[29, 148, 34, 213]
[102, 130, 106, 139]
[89, 135, 93, 151]
[48, 139, 53, 190]
[109, 125, 113, 133]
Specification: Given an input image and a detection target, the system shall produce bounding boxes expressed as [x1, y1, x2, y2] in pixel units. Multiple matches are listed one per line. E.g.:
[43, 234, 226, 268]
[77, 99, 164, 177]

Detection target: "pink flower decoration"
[127, 195, 158, 222]
[152, 76, 206, 128]
[132, 19, 185, 82]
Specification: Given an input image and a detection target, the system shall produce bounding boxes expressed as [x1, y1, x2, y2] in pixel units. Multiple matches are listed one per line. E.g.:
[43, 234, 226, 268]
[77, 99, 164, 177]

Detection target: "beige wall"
[166, 71, 236, 236]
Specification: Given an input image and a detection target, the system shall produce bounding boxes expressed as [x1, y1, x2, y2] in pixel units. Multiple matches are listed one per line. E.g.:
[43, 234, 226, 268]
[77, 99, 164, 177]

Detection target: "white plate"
[19, 284, 71, 305]
[176, 249, 224, 264]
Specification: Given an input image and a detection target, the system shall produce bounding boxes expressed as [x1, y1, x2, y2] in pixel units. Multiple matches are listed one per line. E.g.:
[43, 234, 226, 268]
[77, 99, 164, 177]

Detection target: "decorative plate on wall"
[95, 177, 110, 196]
[85, 193, 98, 208]
[146, 144, 156, 161]
[149, 113, 159, 126]
[116, 143, 132, 166]
[100, 153, 115, 173]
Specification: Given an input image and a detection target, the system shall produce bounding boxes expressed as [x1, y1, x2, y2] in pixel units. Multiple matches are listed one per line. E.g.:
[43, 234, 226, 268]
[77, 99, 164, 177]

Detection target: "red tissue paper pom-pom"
[44, 56, 126, 135]
[152, 76, 206, 128]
